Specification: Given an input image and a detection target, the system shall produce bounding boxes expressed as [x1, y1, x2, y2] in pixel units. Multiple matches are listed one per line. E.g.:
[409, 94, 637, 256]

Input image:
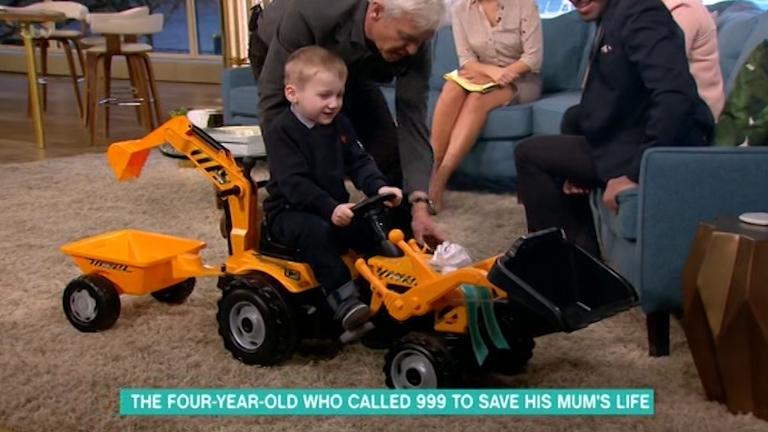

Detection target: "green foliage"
[715, 40, 768, 147]
[169, 107, 190, 118]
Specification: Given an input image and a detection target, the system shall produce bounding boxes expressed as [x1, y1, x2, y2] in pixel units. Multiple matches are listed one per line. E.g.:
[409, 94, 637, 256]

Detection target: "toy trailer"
[61, 230, 220, 332]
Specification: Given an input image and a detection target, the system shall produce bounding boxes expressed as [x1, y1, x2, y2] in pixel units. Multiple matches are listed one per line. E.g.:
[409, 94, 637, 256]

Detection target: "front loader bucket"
[106, 116, 191, 181]
[488, 228, 638, 337]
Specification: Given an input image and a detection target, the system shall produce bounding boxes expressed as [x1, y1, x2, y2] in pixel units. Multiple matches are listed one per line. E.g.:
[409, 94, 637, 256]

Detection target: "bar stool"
[85, 13, 164, 145]
[23, 1, 88, 118]
[81, 6, 149, 49]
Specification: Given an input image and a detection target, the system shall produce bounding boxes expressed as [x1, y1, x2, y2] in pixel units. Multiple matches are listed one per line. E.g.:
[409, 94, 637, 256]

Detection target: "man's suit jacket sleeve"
[621, 1, 700, 181]
[257, 12, 315, 131]
[395, 44, 433, 195]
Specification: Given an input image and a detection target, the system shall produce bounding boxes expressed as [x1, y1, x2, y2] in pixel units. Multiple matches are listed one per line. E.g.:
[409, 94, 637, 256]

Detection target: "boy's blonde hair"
[284, 46, 348, 87]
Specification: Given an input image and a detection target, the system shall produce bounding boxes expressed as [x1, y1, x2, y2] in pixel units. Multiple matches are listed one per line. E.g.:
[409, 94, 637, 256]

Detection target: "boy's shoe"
[339, 300, 371, 331]
[340, 321, 375, 344]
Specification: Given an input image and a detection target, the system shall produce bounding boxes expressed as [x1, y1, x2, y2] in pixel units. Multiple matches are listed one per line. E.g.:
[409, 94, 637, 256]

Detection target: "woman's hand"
[458, 68, 493, 85]
[489, 66, 519, 86]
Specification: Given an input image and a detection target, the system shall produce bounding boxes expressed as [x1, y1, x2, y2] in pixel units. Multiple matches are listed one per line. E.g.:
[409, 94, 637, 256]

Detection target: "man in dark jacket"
[249, 0, 446, 246]
[514, 0, 714, 255]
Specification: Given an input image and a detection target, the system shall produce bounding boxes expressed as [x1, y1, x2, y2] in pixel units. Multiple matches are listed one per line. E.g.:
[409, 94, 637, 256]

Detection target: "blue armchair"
[590, 1, 768, 357]
[592, 148, 768, 356]
[222, 66, 259, 126]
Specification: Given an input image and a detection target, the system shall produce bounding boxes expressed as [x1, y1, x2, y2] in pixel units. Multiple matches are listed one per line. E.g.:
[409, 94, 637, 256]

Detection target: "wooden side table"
[682, 217, 768, 420]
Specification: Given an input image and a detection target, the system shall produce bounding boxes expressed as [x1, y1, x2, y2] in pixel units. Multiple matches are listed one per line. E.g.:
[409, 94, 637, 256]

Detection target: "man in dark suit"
[249, 0, 447, 246]
[514, 0, 714, 256]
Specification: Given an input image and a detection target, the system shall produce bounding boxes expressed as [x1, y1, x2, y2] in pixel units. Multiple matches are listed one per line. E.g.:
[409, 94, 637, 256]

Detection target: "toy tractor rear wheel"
[486, 300, 535, 375]
[384, 331, 460, 389]
[62, 274, 121, 332]
[217, 275, 298, 366]
[151, 278, 195, 304]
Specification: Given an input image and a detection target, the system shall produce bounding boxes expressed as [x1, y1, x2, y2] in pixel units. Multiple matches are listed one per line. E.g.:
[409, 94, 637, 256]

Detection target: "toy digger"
[60, 117, 638, 388]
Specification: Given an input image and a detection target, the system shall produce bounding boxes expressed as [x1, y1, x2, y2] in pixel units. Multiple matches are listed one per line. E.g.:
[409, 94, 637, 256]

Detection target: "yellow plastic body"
[356, 230, 507, 334]
[61, 230, 221, 295]
[69, 117, 507, 337]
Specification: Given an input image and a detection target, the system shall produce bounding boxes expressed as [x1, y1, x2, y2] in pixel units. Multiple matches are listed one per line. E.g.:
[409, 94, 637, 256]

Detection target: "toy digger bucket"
[488, 228, 638, 337]
[107, 116, 190, 181]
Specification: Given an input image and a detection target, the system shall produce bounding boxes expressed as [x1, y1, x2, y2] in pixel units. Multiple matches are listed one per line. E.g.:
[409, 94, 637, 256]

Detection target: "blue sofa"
[221, 11, 594, 192]
[591, 1, 768, 356]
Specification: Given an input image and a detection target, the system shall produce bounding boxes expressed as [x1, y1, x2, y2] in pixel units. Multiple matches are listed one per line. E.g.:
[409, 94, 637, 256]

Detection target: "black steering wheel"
[350, 192, 396, 215]
[350, 193, 401, 257]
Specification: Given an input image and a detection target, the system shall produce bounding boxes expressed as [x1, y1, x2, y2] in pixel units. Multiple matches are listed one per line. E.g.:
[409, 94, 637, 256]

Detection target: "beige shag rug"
[0, 153, 765, 432]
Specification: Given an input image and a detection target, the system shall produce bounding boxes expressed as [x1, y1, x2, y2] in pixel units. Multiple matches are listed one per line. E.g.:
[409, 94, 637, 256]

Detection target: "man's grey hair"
[371, 0, 447, 32]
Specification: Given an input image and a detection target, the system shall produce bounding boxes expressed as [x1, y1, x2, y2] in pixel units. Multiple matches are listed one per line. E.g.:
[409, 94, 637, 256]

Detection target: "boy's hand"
[378, 186, 403, 207]
[331, 203, 355, 227]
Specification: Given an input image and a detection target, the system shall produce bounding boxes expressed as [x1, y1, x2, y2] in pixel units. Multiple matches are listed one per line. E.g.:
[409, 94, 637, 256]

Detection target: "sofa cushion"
[451, 139, 520, 191]
[589, 190, 639, 287]
[540, 11, 593, 93]
[430, 25, 460, 90]
[229, 85, 259, 118]
[590, 188, 639, 241]
[530, 91, 582, 135]
[612, 188, 639, 241]
[483, 105, 533, 138]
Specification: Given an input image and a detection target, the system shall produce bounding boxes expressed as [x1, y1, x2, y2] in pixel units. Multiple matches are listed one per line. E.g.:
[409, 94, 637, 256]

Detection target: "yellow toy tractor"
[60, 117, 638, 388]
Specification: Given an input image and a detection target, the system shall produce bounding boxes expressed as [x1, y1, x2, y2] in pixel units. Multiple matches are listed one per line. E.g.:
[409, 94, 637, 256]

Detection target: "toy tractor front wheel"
[486, 300, 536, 375]
[62, 274, 121, 332]
[217, 276, 298, 366]
[384, 332, 459, 389]
[151, 278, 195, 304]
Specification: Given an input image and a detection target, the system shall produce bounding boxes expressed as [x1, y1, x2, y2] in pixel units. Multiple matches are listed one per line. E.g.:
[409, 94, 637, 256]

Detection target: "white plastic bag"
[430, 241, 473, 273]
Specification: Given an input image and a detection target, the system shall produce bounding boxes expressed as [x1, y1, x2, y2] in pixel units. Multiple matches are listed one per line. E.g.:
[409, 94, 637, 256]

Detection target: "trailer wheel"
[62, 274, 121, 332]
[151, 278, 195, 304]
[384, 332, 459, 389]
[487, 300, 535, 375]
[217, 275, 298, 366]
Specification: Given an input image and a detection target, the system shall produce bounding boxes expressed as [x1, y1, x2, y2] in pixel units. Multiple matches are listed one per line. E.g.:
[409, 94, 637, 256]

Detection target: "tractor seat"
[259, 221, 303, 261]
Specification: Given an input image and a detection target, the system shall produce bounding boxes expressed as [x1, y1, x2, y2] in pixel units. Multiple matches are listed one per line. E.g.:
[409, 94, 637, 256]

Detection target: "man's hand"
[412, 204, 445, 248]
[378, 186, 403, 207]
[331, 203, 355, 227]
[602, 176, 638, 214]
[563, 179, 591, 195]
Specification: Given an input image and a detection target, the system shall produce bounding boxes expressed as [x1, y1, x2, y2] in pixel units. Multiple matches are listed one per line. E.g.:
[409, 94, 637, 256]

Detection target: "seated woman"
[663, 0, 725, 120]
[429, 0, 543, 210]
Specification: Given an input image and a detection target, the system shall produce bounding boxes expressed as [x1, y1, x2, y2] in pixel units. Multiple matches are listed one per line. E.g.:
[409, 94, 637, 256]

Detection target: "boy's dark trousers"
[268, 210, 374, 308]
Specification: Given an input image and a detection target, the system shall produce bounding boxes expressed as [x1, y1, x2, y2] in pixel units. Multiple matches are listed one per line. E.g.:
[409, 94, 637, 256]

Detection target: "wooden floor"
[0, 72, 222, 164]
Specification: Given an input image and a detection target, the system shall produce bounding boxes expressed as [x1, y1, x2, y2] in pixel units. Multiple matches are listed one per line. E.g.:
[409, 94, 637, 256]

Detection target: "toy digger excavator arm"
[106, 116, 260, 255]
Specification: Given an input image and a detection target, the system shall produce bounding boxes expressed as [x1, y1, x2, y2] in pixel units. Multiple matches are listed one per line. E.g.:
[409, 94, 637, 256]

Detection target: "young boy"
[262, 46, 403, 337]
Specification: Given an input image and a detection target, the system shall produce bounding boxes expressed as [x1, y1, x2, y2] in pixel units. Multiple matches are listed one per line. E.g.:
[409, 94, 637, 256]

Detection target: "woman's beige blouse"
[451, 0, 543, 73]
